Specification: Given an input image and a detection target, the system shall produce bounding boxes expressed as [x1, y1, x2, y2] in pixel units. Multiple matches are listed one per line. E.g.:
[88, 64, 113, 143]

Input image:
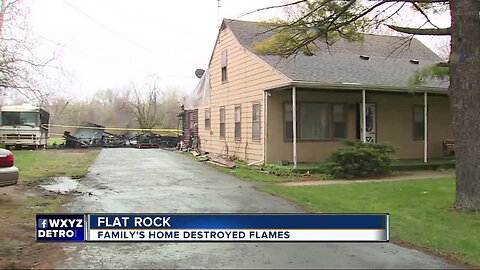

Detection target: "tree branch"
[387, 24, 451, 35]
[237, 0, 307, 19]
[378, 0, 448, 3]
[412, 2, 440, 28]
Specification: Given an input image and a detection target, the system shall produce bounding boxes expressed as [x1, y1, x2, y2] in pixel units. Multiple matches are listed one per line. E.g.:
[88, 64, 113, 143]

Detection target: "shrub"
[325, 140, 397, 179]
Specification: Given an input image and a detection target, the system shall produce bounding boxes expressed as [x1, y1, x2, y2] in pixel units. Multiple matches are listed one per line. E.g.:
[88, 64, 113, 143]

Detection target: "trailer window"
[1, 112, 39, 126]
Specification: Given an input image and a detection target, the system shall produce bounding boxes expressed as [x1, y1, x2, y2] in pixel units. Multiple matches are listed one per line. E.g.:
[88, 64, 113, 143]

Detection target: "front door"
[357, 103, 377, 143]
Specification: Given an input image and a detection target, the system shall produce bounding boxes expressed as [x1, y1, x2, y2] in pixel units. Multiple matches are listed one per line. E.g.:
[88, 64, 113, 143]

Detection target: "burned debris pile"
[56, 122, 236, 168]
[134, 132, 178, 149]
[57, 122, 179, 149]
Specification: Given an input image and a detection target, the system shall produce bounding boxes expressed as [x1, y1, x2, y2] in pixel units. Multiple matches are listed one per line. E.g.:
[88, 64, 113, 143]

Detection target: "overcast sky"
[24, 0, 450, 99]
[24, 0, 290, 99]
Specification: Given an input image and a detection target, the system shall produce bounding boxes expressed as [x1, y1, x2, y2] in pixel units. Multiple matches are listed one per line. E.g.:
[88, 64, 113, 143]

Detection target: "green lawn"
[13, 149, 100, 182]
[266, 158, 456, 173]
[262, 178, 480, 266]
[215, 163, 295, 183]
[47, 137, 65, 146]
[0, 149, 100, 268]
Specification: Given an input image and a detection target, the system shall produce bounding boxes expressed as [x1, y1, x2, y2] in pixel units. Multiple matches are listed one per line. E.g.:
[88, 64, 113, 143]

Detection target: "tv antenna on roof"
[217, 0, 221, 28]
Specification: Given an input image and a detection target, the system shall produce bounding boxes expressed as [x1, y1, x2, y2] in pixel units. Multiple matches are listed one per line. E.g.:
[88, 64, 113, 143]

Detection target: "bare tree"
[158, 86, 182, 129]
[0, 0, 57, 101]
[46, 78, 183, 134]
[127, 78, 161, 130]
[432, 37, 450, 61]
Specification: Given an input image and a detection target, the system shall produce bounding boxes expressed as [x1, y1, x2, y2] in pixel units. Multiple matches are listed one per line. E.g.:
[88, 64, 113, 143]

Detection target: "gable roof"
[224, 19, 447, 90]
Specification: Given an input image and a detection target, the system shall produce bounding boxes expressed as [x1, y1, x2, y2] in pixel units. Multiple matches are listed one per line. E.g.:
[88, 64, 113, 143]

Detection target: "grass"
[261, 177, 480, 266]
[13, 149, 100, 182]
[394, 157, 455, 165]
[265, 162, 325, 174]
[266, 157, 457, 174]
[210, 159, 332, 182]
[0, 149, 100, 268]
[215, 162, 295, 183]
[47, 137, 65, 146]
[392, 158, 456, 171]
[267, 162, 324, 170]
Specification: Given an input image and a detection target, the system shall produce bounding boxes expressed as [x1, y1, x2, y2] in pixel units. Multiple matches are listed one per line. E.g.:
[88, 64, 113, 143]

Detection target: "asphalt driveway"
[57, 148, 457, 269]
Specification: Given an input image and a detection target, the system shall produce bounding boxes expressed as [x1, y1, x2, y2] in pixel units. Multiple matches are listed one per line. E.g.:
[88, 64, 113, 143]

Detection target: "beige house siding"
[198, 27, 289, 162]
[266, 90, 453, 163]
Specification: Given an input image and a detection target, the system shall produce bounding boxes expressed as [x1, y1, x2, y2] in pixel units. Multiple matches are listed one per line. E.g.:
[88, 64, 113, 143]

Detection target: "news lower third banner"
[36, 213, 389, 242]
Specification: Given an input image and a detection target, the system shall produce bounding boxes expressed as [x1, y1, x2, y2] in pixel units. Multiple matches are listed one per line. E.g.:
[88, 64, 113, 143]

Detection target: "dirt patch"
[41, 149, 95, 157]
[40, 177, 79, 194]
[0, 183, 71, 269]
[392, 239, 478, 269]
[278, 170, 455, 186]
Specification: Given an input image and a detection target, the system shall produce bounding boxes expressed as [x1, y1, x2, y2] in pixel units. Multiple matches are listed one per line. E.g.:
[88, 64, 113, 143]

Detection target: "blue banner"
[36, 214, 85, 242]
[89, 213, 387, 229]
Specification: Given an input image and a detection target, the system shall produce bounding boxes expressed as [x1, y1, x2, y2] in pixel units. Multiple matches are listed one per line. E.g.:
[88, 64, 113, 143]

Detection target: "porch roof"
[263, 81, 448, 95]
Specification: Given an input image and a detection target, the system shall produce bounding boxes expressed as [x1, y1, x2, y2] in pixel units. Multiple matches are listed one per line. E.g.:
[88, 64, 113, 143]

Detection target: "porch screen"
[300, 104, 331, 139]
[333, 105, 346, 138]
[284, 103, 345, 140]
[284, 103, 296, 139]
[413, 106, 425, 140]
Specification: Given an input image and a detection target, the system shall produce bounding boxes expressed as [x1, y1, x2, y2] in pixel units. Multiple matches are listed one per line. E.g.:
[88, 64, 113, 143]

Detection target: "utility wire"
[61, 0, 160, 56]
[61, 0, 203, 66]
[32, 32, 194, 78]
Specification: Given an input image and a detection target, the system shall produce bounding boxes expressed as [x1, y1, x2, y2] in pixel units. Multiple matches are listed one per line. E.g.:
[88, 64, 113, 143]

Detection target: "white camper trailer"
[0, 104, 50, 149]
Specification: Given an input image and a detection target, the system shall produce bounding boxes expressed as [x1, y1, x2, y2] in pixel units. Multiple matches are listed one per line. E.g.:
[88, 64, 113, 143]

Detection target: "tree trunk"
[449, 0, 480, 210]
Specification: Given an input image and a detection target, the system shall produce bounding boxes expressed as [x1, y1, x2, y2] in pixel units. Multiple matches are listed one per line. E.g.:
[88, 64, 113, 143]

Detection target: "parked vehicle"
[0, 148, 19, 187]
[0, 104, 50, 149]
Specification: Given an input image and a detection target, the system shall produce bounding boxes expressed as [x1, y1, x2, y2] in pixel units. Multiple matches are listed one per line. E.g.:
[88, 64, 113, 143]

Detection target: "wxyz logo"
[39, 218, 83, 229]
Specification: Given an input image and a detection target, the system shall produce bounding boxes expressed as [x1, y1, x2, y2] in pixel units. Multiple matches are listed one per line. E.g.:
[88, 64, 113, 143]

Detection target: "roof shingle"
[225, 19, 447, 89]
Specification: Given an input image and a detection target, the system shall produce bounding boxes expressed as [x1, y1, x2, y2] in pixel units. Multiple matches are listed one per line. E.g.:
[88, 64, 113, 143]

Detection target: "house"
[192, 18, 452, 165]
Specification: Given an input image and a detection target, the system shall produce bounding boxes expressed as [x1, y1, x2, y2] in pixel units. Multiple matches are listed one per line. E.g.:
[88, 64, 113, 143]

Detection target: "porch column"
[292, 86, 297, 168]
[263, 90, 268, 164]
[424, 92, 428, 163]
[362, 89, 367, 143]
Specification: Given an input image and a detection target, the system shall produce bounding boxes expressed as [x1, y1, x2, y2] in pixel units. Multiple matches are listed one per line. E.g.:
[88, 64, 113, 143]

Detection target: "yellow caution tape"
[42, 124, 183, 135]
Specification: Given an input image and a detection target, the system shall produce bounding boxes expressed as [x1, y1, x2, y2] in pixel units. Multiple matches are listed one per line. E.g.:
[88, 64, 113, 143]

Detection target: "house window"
[284, 103, 346, 140]
[189, 116, 196, 130]
[301, 104, 332, 139]
[413, 106, 425, 140]
[221, 49, 228, 82]
[234, 105, 241, 140]
[219, 107, 226, 138]
[252, 103, 261, 140]
[204, 109, 211, 129]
